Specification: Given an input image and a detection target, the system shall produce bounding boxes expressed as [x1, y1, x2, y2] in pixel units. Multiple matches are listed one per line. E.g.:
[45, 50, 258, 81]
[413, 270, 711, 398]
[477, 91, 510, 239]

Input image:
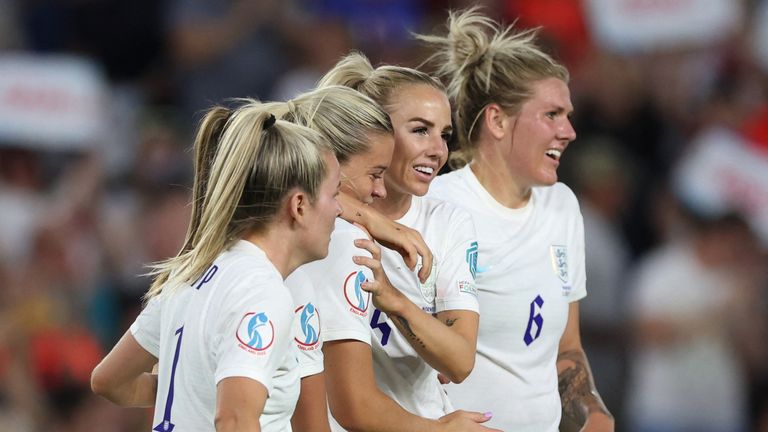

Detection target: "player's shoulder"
[217, 242, 285, 294]
[419, 194, 475, 225]
[332, 218, 370, 240]
[534, 182, 580, 213]
[430, 166, 471, 196]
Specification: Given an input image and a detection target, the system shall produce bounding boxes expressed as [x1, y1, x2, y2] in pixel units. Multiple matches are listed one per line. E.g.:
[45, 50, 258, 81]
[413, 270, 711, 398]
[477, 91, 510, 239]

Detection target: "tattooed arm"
[557, 303, 614, 432]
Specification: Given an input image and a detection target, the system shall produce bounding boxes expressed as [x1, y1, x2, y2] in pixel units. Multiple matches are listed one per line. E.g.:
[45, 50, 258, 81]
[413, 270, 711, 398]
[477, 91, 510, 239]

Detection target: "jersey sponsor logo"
[465, 241, 479, 279]
[417, 258, 437, 304]
[343, 271, 370, 316]
[549, 245, 569, 283]
[523, 295, 544, 346]
[294, 303, 321, 350]
[236, 312, 275, 354]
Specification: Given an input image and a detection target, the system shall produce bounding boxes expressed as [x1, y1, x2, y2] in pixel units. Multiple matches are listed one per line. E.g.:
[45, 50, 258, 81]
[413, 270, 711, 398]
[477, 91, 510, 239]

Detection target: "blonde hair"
[418, 7, 569, 168]
[280, 85, 393, 163]
[318, 52, 445, 114]
[146, 100, 331, 299]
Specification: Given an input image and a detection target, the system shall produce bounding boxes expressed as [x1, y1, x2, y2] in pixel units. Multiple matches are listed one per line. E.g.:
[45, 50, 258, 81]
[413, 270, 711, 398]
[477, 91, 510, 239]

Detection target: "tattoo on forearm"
[394, 316, 426, 349]
[444, 318, 458, 327]
[557, 349, 612, 427]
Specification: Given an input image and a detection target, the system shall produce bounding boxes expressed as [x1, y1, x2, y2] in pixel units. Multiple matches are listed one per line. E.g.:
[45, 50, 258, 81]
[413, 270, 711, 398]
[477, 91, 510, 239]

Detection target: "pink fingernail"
[484, 411, 493, 418]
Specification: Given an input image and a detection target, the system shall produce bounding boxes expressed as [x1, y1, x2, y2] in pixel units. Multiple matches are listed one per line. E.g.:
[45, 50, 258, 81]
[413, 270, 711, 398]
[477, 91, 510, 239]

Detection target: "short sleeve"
[302, 223, 374, 345]
[285, 268, 324, 378]
[212, 275, 296, 393]
[435, 207, 481, 313]
[567, 192, 588, 303]
[129, 294, 163, 357]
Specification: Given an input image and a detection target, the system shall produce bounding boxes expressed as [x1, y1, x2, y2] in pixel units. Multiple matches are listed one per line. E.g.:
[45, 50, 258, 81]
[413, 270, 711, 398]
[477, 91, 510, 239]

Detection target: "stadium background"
[0, 0, 766, 430]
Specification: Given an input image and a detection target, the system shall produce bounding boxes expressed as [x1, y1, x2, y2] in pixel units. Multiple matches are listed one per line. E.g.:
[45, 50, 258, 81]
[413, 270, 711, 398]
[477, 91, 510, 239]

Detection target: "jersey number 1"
[154, 326, 184, 432]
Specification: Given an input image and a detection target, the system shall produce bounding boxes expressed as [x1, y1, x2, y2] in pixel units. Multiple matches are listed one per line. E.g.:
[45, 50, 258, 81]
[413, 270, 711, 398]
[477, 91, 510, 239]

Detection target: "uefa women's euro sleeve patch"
[293, 302, 321, 350]
[342, 270, 370, 317]
[235, 311, 276, 354]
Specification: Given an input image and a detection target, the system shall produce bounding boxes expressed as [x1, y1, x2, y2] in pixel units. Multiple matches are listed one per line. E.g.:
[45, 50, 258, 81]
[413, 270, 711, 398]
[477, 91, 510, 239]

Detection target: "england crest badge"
[549, 245, 569, 283]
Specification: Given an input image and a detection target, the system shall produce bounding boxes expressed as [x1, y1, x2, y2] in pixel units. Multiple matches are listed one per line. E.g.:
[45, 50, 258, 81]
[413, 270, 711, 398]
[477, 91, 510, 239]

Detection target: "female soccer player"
[90, 101, 341, 431]
[316, 54, 497, 431]
[275, 85, 395, 432]
[419, 8, 614, 432]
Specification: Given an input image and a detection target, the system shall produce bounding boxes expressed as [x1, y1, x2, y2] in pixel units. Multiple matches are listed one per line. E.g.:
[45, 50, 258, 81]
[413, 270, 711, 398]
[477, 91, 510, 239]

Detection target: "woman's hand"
[338, 193, 433, 283]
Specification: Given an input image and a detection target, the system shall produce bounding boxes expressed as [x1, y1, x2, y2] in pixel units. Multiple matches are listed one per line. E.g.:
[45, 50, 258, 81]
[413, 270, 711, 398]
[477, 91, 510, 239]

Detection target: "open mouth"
[545, 149, 562, 161]
[414, 165, 435, 177]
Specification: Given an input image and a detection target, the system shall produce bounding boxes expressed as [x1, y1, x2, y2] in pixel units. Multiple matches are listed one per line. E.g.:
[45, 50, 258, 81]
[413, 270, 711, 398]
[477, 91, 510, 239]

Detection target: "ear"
[483, 103, 508, 141]
[286, 190, 310, 227]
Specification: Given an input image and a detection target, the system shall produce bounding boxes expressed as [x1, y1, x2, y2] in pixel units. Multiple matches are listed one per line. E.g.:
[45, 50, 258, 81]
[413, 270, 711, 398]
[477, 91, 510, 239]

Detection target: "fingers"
[353, 238, 381, 261]
[448, 410, 492, 424]
[352, 255, 381, 276]
[417, 245, 434, 284]
[439, 410, 499, 429]
[400, 244, 419, 272]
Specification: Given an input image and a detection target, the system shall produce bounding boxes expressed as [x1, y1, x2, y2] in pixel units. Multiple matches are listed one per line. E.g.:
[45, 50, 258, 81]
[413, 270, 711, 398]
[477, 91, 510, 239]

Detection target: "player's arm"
[215, 377, 267, 432]
[324, 339, 495, 432]
[354, 239, 478, 383]
[557, 302, 614, 432]
[90, 330, 158, 407]
[338, 193, 432, 283]
[291, 373, 331, 432]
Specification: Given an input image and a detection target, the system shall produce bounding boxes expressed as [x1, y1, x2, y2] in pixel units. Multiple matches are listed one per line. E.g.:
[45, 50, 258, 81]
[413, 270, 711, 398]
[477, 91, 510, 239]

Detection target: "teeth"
[545, 149, 562, 160]
[414, 166, 434, 175]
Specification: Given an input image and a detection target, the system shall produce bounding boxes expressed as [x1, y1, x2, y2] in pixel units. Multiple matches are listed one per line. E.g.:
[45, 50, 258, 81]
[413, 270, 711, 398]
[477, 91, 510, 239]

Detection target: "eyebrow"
[408, 117, 434, 126]
[548, 105, 574, 115]
[408, 117, 452, 133]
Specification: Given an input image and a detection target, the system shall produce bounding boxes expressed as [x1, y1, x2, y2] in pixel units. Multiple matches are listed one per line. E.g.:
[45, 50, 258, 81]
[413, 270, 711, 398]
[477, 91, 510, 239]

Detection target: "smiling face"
[385, 84, 452, 198]
[505, 77, 575, 190]
[339, 132, 395, 204]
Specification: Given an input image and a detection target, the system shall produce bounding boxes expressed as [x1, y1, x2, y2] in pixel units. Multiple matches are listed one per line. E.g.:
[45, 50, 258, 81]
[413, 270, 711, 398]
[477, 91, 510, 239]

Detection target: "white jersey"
[428, 166, 587, 432]
[371, 195, 480, 418]
[300, 218, 373, 432]
[285, 268, 323, 378]
[130, 240, 300, 432]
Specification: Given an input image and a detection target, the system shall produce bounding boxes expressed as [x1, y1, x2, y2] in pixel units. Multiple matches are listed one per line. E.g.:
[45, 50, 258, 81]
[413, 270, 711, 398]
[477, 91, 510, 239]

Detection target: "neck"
[243, 227, 303, 279]
[372, 187, 413, 220]
[470, 149, 531, 209]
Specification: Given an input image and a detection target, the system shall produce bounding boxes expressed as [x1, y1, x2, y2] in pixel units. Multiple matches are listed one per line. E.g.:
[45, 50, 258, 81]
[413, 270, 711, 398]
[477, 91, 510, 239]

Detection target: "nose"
[427, 134, 448, 161]
[559, 118, 576, 142]
[371, 180, 387, 200]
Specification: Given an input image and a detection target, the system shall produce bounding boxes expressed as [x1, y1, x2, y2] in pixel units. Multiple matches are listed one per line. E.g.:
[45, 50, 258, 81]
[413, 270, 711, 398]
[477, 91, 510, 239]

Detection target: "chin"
[409, 184, 430, 197]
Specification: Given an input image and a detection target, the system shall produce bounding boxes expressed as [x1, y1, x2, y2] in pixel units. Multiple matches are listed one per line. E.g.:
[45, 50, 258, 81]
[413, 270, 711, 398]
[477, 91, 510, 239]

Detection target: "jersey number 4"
[370, 308, 391, 346]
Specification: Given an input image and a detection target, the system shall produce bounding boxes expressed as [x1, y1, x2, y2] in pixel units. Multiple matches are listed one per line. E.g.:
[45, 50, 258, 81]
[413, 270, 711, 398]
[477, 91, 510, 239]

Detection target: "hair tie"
[264, 113, 276, 130]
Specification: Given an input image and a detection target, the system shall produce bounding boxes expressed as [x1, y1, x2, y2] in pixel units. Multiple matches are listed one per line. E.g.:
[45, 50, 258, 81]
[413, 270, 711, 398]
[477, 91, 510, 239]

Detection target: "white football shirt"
[285, 268, 324, 378]
[299, 218, 373, 432]
[131, 240, 300, 432]
[370, 195, 480, 419]
[428, 166, 587, 432]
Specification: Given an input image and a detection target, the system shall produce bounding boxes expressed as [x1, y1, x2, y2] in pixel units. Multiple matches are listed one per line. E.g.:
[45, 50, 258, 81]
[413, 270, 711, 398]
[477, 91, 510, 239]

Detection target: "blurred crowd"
[0, 0, 767, 431]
